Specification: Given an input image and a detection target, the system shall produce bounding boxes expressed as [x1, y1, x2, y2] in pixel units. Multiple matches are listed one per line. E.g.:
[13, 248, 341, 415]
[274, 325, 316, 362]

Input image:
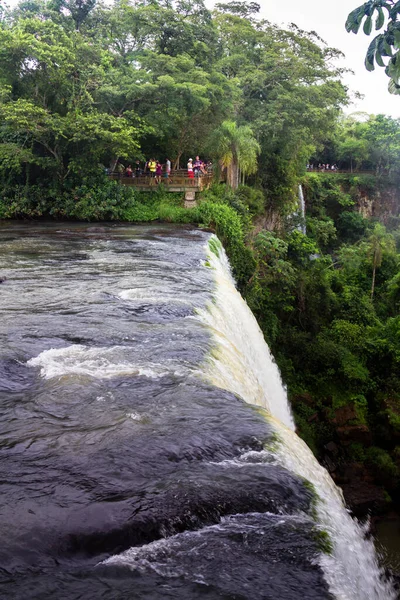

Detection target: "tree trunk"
[173, 152, 182, 171]
[227, 160, 239, 189]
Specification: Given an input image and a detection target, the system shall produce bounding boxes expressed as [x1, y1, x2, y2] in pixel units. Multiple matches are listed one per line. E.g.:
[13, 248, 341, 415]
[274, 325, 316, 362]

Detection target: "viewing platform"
[108, 172, 213, 206]
[306, 169, 387, 176]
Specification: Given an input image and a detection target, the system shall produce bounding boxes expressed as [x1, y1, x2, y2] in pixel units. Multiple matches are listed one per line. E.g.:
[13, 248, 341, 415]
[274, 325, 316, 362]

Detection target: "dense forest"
[2, 0, 400, 515]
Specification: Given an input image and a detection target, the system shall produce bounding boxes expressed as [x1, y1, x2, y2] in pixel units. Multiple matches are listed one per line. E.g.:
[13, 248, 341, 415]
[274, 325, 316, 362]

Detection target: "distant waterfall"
[198, 236, 395, 600]
[298, 184, 306, 234]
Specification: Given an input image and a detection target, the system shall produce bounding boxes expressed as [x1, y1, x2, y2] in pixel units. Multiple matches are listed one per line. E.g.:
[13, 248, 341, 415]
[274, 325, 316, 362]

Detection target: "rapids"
[0, 222, 394, 599]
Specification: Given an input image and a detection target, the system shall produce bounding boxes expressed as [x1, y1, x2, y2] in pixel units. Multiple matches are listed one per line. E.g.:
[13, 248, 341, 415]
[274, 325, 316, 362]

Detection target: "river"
[0, 222, 394, 599]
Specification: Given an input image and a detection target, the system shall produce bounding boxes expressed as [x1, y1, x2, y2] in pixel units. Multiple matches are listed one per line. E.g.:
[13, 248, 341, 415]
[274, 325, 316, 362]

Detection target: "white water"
[197, 238, 294, 430]
[198, 237, 395, 600]
[298, 184, 306, 234]
[27, 345, 189, 380]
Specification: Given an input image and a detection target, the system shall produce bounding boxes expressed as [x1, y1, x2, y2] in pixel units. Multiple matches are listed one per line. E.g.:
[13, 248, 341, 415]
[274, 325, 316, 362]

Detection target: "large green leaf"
[394, 26, 400, 48]
[375, 6, 385, 30]
[345, 5, 367, 33]
[363, 15, 373, 35]
[388, 77, 400, 94]
[389, 0, 400, 20]
[365, 35, 378, 70]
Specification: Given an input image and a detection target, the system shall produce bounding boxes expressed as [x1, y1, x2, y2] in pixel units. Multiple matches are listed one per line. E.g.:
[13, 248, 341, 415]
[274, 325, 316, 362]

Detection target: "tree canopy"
[0, 0, 348, 211]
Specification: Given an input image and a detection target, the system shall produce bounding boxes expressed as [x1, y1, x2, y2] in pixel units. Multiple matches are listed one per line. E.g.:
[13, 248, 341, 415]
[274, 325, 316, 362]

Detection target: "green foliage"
[336, 212, 371, 243]
[346, 1, 400, 94]
[307, 217, 337, 250]
[287, 230, 320, 265]
[196, 198, 256, 286]
[366, 447, 400, 486]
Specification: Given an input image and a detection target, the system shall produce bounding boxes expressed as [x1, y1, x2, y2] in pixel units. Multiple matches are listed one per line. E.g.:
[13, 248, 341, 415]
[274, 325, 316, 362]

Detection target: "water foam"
[198, 237, 394, 600]
[27, 345, 187, 380]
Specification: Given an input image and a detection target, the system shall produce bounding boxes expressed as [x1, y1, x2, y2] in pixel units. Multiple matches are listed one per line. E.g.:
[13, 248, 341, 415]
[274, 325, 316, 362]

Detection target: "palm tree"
[211, 120, 260, 189]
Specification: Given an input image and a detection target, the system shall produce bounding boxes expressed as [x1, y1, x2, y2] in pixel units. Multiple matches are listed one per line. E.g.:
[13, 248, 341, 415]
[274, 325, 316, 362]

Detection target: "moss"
[312, 527, 334, 555]
[208, 236, 223, 257]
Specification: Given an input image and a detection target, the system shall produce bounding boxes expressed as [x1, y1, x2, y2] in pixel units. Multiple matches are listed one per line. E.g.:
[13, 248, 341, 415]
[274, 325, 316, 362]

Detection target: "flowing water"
[0, 222, 394, 599]
[298, 184, 306, 235]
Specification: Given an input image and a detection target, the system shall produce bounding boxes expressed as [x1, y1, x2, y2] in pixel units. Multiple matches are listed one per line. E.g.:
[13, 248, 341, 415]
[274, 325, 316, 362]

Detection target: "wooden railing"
[108, 172, 213, 190]
[306, 168, 386, 175]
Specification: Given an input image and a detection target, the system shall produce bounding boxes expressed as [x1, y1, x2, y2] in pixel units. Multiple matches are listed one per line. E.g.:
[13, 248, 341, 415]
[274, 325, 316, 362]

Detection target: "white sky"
[253, 0, 400, 118]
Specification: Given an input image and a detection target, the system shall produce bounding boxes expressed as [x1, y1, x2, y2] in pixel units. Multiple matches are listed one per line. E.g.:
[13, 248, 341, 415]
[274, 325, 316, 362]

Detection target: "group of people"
[187, 156, 209, 178]
[111, 156, 211, 180]
[307, 163, 339, 171]
[115, 158, 171, 182]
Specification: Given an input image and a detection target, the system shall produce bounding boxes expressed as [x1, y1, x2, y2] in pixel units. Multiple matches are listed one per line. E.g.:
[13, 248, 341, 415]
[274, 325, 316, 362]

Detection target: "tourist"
[147, 158, 157, 177]
[187, 158, 194, 178]
[135, 161, 143, 177]
[165, 157, 171, 178]
[125, 165, 133, 177]
[193, 155, 203, 177]
[155, 161, 162, 183]
[116, 161, 125, 176]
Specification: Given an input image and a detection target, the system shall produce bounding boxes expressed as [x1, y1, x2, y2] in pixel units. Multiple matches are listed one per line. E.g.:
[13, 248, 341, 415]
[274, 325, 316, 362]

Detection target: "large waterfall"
[0, 223, 394, 599]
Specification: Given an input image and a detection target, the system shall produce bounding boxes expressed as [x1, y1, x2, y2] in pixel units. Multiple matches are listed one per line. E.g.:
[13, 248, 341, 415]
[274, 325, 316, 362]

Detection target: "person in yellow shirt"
[147, 158, 157, 177]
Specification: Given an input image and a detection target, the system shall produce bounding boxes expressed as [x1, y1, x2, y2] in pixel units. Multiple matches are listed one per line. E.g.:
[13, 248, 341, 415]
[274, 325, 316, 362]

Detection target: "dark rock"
[337, 424, 372, 445]
[332, 404, 358, 426]
[340, 479, 388, 516]
[324, 441, 339, 456]
[322, 455, 336, 473]
[292, 392, 315, 406]
[0, 277, 6, 283]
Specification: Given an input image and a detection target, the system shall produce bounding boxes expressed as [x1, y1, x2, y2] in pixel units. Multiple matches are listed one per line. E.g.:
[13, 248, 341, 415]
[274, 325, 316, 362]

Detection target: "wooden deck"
[109, 173, 213, 192]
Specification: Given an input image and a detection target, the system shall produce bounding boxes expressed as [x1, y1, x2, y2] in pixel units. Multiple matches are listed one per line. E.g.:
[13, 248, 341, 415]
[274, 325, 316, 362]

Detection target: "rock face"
[355, 183, 400, 224]
[332, 404, 372, 445]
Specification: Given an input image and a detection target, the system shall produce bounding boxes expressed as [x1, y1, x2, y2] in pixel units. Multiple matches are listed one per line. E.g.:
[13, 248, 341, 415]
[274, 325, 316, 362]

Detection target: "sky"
[250, 0, 400, 118]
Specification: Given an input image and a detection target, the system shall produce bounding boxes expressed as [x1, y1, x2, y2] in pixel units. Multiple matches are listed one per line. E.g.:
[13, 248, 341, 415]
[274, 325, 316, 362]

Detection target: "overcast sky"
[244, 0, 400, 118]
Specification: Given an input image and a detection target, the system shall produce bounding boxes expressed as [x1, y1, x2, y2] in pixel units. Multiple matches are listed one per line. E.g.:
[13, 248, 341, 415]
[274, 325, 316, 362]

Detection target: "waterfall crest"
[197, 238, 294, 430]
[198, 236, 395, 600]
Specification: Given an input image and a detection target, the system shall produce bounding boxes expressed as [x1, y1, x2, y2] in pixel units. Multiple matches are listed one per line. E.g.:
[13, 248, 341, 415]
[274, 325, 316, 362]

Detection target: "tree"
[367, 223, 395, 300]
[210, 120, 260, 189]
[346, 1, 400, 94]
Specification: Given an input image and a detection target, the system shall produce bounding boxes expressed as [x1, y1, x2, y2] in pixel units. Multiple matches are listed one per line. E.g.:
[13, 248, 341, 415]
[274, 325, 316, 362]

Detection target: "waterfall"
[298, 184, 306, 234]
[1, 223, 395, 599]
[197, 236, 395, 600]
[196, 239, 294, 430]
